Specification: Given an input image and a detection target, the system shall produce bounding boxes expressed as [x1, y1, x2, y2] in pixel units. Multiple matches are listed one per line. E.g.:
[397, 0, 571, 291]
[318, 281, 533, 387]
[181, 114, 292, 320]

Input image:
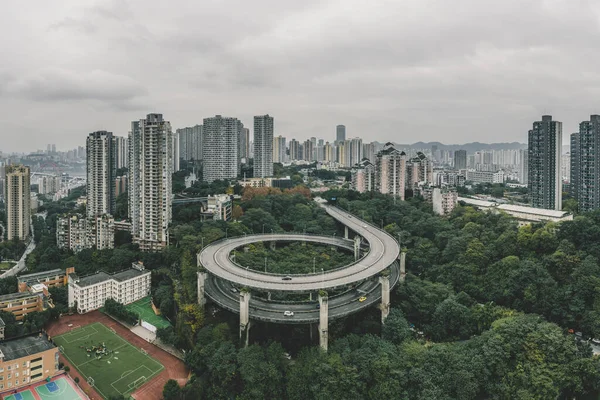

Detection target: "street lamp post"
[321, 268, 324, 289]
[264, 257, 267, 273]
[313, 257, 316, 274]
[262, 224, 265, 234]
[201, 236, 204, 249]
[226, 227, 228, 238]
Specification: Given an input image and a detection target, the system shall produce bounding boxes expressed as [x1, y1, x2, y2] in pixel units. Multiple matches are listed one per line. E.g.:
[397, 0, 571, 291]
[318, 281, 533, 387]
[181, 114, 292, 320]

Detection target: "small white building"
[68, 262, 151, 314]
[202, 195, 232, 221]
[466, 170, 505, 184]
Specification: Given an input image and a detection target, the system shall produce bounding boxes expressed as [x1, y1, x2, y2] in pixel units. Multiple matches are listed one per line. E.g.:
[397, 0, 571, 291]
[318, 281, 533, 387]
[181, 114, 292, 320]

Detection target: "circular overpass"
[198, 204, 401, 292]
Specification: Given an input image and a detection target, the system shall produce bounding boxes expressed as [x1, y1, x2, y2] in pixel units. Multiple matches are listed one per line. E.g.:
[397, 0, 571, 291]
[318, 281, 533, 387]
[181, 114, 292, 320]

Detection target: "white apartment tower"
[273, 135, 286, 164]
[86, 131, 116, 219]
[202, 115, 241, 183]
[5, 165, 30, 241]
[115, 136, 129, 169]
[176, 125, 203, 162]
[128, 114, 173, 251]
[254, 115, 274, 178]
[375, 143, 407, 200]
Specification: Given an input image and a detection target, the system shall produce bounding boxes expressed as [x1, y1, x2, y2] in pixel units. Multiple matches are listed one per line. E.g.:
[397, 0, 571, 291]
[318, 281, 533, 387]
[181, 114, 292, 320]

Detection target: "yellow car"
[358, 296, 367, 302]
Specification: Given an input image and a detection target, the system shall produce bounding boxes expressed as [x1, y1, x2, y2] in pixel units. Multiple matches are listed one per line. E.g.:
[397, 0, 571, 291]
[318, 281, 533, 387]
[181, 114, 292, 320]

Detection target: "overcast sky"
[1, 0, 599, 152]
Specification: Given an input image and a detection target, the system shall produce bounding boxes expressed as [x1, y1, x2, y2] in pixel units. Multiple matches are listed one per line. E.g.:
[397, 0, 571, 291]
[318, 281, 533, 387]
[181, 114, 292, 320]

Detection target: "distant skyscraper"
[375, 143, 406, 200]
[86, 131, 116, 219]
[129, 114, 173, 251]
[519, 149, 529, 185]
[350, 138, 363, 166]
[177, 125, 203, 162]
[570, 132, 579, 201]
[273, 136, 286, 163]
[362, 142, 376, 164]
[289, 139, 300, 161]
[253, 115, 274, 178]
[336, 125, 346, 143]
[172, 134, 180, 172]
[454, 150, 467, 170]
[5, 165, 30, 241]
[528, 115, 562, 210]
[574, 115, 600, 212]
[202, 115, 241, 183]
[115, 136, 129, 169]
[239, 127, 250, 162]
[303, 139, 314, 162]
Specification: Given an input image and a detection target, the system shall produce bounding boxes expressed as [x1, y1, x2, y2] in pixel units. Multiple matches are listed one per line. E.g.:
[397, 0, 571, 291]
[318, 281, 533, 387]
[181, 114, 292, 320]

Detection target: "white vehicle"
[283, 311, 294, 317]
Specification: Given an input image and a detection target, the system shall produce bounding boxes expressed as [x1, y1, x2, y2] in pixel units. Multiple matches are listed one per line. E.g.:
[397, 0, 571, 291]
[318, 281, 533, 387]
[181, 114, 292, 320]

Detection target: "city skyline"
[2, 1, 600, 151]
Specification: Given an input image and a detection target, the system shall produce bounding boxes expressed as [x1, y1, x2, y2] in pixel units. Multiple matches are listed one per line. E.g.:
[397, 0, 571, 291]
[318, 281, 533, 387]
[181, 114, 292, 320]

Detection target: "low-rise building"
[466, 170, 505, 184]
[0, 334, 59, 392]
[0, 292, 47, 321]
[57, 214, 114, 252]
[68, 262, 151, 314]
[113, 220, 132, 232]
[432, 188, 458, 216]
[17, 268, 75, 293]
[458, 197, 574, 225]
[201, 195, 232, 221]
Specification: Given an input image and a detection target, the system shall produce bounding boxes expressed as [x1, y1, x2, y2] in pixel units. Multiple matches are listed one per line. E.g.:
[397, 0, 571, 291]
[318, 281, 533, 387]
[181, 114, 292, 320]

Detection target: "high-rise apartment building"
[289, 139, 300, 161]
[240, 127, 250, 162]
[253, 115, 274, 178]
[303, 139, 314, 162]
[528, 115, 562, 210]
[202, 115, 241, 183]
[5, 165, 30, 241]
[115, 136, 128, 169]
[375, 143, 406, 200]
[86, 131, 116, 219]
[336, 125, 346, 143]
[362, 142, 376, 164]
[128, 113, 173, 251]
[454, 150, 467, 170]
[273, 135, 286, 163]
[519, 149, 529, 185]
[570, 132, 579, 200]
[350, 138, 363, 166]
[573, 115, 600, 212]
[177, 125, 203, 162]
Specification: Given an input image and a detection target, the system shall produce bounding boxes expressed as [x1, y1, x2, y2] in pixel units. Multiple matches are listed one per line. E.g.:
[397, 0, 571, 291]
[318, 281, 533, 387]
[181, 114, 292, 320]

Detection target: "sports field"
[3, 377, 84, 400]
[53, 322, 164, 399]
[125, 297, 171, 329]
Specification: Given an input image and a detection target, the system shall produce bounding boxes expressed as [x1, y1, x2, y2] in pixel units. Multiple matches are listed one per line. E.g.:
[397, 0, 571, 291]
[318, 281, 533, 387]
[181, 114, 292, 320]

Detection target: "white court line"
[110, 365, 154, 394]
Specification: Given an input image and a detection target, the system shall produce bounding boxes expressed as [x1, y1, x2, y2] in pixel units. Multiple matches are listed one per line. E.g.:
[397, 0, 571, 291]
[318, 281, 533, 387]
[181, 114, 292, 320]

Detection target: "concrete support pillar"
[197, 272, 208, 307]
[270, 241, 276, 251]
[379, 275, 390, 324]
[344, 226, 349, 239]
[240, 291, 251, 347]
[354, 236, 361, 260]
[318, 294, 329, 351]
[267, 292, 272, 301]
[400, 251, 407, 283]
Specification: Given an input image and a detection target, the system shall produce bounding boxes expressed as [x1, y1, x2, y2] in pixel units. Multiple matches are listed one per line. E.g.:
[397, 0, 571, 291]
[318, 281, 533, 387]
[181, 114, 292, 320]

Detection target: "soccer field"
[53, 322, 164, 399]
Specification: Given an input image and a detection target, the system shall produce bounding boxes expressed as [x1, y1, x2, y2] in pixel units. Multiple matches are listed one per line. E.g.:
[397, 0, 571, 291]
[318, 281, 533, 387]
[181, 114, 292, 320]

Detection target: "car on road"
[282, 276, 292, 281]
[316, 304, 320, 309]
[358, 296, 367, 302]
[230, 288, 237, 293]
[283, 311, 294, 317]
[363, 225, 368, 228]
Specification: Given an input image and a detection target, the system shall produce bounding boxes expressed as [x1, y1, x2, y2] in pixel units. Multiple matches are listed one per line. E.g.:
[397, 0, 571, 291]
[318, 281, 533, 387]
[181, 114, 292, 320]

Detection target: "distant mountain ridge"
[408, 141, 527, 152]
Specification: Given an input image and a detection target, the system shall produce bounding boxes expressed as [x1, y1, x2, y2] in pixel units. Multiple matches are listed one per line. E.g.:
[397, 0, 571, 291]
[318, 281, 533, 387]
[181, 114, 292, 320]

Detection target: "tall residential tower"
[202, 115, 241, 183]
[5, 165, 30, 241]
[86, 131, 116, 219]
[253, 115, 274, 178]
[128, 114, 173, 251]
[528, 115, 562, 210]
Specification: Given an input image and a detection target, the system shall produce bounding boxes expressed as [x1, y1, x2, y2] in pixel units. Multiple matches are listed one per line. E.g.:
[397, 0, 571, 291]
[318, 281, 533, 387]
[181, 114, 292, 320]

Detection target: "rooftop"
[458, 197, 496, 208]
[70, 268, 149, 288]
[0, 335, 56, 361]
[18, 268, 64, 283]
[0, 291, 40, 303]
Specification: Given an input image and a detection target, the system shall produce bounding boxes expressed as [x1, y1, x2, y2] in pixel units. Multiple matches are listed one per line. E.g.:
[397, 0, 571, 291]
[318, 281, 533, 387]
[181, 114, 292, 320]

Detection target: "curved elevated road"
[199, 204, 400, 292]
[205, 262, 400, 324]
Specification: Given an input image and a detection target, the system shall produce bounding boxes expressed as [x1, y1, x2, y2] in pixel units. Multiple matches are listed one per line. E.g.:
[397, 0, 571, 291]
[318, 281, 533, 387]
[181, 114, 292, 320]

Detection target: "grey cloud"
[7, 68, 147, 104]
[2, 0, 600, 151]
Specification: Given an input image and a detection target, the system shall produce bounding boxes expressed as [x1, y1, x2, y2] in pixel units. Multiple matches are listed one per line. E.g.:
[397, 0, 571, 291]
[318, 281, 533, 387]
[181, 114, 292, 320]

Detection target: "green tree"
[163, 379, 182, 400]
